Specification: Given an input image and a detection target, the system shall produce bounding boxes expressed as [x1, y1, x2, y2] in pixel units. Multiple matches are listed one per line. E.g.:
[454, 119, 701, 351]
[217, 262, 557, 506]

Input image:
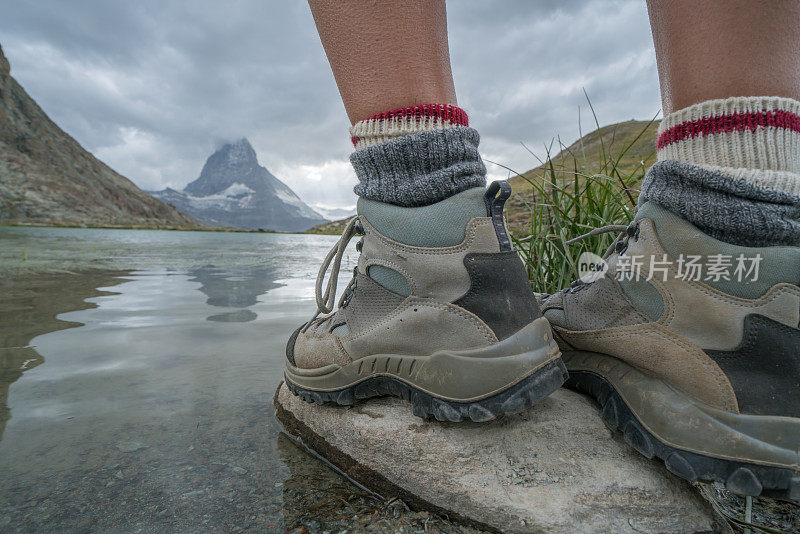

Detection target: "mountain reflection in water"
[188, 265, 283, 322]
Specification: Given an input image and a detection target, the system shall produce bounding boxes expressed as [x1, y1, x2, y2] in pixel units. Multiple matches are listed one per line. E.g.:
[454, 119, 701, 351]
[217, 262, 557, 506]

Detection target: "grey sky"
[0, 1, 661, 213]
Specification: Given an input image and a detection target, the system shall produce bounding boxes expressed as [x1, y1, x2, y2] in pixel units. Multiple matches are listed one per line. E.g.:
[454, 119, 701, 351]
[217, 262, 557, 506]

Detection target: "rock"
[275, 383, 715, 533]
[231, 466, 247, 475]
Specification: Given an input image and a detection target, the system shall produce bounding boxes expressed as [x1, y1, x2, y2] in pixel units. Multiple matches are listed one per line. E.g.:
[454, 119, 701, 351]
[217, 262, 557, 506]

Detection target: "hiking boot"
[285, 182, 566, 422]
[540, 201, 800, 499]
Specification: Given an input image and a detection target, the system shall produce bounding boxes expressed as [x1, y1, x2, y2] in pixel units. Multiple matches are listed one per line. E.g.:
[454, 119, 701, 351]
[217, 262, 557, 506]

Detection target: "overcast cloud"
[0, 1, 661, 213]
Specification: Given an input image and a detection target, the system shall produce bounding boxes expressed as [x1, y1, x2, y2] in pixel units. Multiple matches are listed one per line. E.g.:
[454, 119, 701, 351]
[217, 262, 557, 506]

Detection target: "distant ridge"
[0, 43, 196, 228]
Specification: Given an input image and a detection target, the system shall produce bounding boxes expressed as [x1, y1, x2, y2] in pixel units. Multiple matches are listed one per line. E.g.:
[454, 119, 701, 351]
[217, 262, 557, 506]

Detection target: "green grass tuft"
[504, 105, 659, 294]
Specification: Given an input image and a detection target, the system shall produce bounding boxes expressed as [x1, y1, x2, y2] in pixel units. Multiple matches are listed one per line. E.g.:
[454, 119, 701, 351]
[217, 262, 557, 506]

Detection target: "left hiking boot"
[284, 182, 566, 422]
[540, 201, 800, 499]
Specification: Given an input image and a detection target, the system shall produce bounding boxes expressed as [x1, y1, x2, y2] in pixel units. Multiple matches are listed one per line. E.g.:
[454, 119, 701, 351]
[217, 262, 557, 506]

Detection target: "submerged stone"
[275, 382, 716, 533]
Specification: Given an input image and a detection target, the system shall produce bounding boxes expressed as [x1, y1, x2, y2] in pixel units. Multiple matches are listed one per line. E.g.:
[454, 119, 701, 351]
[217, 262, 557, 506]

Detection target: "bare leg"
[308, 0, 457, 123]
[647, 0, 800, 115]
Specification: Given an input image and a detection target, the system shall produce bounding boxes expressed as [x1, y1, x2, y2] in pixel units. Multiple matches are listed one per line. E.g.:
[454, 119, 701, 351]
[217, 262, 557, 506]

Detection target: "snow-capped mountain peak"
[150, 139, 326, 231]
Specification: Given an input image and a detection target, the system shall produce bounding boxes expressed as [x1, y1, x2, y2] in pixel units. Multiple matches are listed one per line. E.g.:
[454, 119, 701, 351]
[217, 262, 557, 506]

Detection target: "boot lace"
[560, 221, 640, 293]
[301, 216, 364, 332]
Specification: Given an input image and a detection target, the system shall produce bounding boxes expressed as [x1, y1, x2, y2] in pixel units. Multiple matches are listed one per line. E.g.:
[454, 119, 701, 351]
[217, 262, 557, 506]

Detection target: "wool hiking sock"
[641, 96, 800, 246]
[349, 104, 487, 208]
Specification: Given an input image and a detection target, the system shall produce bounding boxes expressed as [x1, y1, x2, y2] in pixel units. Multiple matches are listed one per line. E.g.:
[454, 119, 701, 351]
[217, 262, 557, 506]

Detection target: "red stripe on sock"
[350, 136, 360, 146]
[657, 109, 800, 149]
[363, 104, 469, 126]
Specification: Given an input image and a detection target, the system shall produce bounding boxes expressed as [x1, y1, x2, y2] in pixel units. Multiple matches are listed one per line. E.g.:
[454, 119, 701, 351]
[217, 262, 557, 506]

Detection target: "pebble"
[117, 442, 147, 453]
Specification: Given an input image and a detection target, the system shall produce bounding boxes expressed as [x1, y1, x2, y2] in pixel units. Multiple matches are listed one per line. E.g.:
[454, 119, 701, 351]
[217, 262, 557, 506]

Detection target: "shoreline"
[0, 221, 283, 233]
[1, 220, 348, 236]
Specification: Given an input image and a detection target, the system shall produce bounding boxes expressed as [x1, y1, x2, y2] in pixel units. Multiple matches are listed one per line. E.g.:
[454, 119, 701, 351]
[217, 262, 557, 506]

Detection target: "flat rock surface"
[276, 383, 716, 533]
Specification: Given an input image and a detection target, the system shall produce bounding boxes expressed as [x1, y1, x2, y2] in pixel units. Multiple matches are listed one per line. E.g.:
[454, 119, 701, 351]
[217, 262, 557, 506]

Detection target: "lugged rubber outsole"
[567, 370, 800, 501]
[285, 359, 568, 423]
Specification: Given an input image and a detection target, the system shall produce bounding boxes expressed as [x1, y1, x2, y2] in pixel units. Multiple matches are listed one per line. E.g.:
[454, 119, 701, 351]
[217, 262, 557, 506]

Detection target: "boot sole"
[564, 351, 800, 500]
[284, 317, 566, 422]
[285, 358, 567, 422]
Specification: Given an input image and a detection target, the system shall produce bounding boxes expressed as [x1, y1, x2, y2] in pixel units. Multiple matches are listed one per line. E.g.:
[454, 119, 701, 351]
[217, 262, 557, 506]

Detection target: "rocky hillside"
[0, 44, 196, 228]
[151, 139, 326, 232]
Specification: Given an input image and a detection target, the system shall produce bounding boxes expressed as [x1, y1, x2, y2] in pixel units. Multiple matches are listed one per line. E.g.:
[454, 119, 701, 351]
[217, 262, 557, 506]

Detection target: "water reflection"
[0, 228, 400, 531]
[0, 267, 309, 530]
[0, 271, 129, 440]
[0, 264, 291, 441]
[188, 265, 283, 322]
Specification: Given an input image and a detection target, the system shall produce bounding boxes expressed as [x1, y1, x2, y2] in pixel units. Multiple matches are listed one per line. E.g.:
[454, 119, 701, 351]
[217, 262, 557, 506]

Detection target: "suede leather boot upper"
[285, 182, 566, 422]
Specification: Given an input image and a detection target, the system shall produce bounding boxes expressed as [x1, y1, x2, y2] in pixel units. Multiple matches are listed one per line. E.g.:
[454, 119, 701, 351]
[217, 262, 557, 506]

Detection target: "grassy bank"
[304, 218, 353, 236]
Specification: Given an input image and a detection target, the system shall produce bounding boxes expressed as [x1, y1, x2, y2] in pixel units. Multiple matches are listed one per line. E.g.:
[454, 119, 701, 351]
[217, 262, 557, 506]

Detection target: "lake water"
[0, 227, 478, 533]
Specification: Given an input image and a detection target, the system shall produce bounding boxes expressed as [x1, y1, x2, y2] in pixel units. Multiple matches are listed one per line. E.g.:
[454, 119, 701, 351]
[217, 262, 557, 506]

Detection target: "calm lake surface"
[0, 227, 476, 533]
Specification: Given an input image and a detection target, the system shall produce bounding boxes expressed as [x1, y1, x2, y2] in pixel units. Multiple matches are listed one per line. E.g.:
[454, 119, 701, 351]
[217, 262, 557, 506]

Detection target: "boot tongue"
[356, 187, 487, 247]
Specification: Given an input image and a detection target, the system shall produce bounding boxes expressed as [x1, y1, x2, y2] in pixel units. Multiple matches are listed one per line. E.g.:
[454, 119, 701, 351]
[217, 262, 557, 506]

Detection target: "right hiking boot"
[284, 182, 566, 422]
[540, 201, 800, 500]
